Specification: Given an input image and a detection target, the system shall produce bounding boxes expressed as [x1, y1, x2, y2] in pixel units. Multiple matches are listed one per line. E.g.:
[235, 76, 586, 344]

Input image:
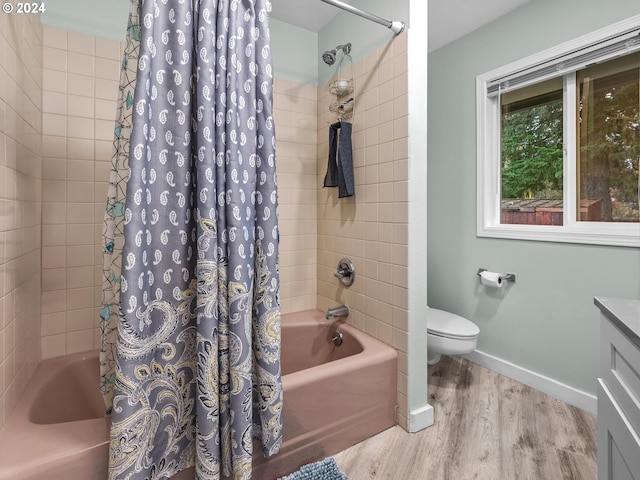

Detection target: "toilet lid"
[427, 308, 479, 339]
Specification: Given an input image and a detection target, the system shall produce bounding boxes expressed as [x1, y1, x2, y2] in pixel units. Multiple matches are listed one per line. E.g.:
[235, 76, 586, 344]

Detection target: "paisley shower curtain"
[108, 0, 283, 478]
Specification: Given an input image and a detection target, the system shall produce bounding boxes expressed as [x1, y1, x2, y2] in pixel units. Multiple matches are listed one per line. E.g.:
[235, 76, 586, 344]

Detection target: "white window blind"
[486, 27, 640, 97]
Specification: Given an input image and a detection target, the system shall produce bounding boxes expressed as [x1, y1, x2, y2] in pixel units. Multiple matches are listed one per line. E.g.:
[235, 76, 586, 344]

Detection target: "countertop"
[594, 297, 640, 348]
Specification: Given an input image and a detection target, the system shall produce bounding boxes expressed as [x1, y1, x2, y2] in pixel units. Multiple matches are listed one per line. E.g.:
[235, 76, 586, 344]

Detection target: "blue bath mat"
[278, 457, 348, 480]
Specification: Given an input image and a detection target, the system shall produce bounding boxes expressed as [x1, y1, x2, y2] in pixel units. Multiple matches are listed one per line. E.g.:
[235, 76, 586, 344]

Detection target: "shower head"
[322, 50, 336, 65]
[322, 43, 352, 65]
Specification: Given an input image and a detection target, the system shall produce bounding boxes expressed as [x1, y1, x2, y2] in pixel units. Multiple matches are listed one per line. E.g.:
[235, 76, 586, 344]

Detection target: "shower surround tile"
[40, 24, 121, 360]
[274, 77, 318, 314]
[317, 32, 410, 429]
[0, 14, 42, 432]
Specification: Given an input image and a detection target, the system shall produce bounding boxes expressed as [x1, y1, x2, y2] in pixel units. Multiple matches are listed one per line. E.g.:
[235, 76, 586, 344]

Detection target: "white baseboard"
[408, 404, 434, 432]
[462, 350, 597, 415]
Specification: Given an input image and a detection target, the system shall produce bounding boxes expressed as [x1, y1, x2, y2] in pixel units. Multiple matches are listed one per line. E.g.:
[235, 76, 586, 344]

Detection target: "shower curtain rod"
[319, 0, 405, 35]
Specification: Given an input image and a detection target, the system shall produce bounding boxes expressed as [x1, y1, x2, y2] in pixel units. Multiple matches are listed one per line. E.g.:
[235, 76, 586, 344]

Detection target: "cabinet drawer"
[598, 380, 640, 480]
[601, 314, 640, 436]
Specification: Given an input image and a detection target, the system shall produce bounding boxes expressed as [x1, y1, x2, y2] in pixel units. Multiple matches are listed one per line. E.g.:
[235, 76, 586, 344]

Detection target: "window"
[477, 16, 640, 247]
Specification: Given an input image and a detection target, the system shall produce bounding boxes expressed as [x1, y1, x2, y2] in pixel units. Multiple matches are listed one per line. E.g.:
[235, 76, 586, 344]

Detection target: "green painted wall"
[269, 18, 318, 85]
[428, 0, 640, 396]
[41, 0, 129, 41]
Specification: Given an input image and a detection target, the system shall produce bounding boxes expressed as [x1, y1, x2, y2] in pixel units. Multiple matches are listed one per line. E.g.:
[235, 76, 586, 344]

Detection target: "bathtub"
[0, 351, 109, 480]
[0, 309, 397, 479]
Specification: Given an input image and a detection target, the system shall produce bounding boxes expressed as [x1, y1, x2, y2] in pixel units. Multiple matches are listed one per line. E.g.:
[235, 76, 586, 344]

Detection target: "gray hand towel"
[323, 121, 354, 198]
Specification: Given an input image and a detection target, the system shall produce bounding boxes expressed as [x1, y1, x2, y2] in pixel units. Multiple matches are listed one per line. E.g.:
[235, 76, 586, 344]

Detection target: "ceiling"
[269, 0, 353, 33]
[269, 0, 531, 52]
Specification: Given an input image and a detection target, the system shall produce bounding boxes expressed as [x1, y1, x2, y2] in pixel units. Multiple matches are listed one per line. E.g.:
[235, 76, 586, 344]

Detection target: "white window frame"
[477, 15, 640, 248]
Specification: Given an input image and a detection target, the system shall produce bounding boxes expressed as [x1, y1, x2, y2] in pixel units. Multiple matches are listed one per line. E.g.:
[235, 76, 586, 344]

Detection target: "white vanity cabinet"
[595, 297, 640, 480]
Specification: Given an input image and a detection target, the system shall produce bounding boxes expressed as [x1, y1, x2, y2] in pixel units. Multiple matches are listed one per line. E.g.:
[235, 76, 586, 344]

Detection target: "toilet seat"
[427, 308, 479, 340]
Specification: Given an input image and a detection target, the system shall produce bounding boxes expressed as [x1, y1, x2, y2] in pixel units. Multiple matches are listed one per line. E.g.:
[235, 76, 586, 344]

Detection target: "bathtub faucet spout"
[326, 305, 349, 320]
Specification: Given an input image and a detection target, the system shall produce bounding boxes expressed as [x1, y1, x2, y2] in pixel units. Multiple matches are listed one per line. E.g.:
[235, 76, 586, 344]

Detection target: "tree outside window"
[578, 54, 640, 223]
[498, 53, 639, 226]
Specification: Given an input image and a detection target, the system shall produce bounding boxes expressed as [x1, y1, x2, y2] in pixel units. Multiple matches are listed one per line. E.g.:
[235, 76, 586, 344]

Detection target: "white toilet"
[427, 307, 480, 365]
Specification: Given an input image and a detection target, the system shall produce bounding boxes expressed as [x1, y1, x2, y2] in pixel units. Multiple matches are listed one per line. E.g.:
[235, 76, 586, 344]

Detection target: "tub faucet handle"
[333, 258, 355, 287]
[334, 268, 350, 279]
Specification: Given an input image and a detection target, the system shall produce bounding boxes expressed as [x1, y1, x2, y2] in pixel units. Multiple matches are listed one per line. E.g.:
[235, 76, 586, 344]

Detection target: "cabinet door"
[598, 380, 640, 480]
[601, 315, 640, 425]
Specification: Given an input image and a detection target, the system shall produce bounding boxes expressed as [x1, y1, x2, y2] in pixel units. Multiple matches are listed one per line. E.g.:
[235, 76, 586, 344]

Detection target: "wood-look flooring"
[333, 355, 597, 480]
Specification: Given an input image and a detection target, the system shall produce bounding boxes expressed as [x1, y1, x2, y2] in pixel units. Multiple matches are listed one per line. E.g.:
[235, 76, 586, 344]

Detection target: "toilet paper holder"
[477, 268, 516, 283]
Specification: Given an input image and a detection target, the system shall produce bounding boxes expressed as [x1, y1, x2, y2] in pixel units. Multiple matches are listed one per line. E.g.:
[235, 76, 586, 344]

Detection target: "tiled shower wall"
[273, 79, 318, 314]
[316, 33, 410, 429]
[40, 25, 121, 358]
[0, 14, 43, 430]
